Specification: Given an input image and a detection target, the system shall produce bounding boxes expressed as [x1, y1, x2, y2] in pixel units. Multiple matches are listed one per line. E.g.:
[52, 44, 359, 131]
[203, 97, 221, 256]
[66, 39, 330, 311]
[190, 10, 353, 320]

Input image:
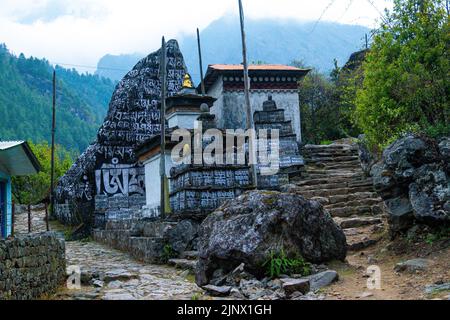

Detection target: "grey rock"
[92, 279, 104, 288]
[359, 291, 374, 298]
[239, 279, 265, 300]
[168, 259, 197, 271]
[409, 164, 450, 224]
[195, 191, 347, 286]
[107, 280, 123, 289]
[371, 134, 449, 235]
[384, 196, 414, 234]
[230, 287, 246, 299]
[438, 138, 450, 163]
[292, 292, 325, 300]
[104, 269, 138, 282]
[394, 259, 430, 273]
[203, 285, 232, 297]
[164, 220, 200, 254]
[281, 278, 311, 296]
[103, 293, 136, 300]
[306, 270, 339, 291]
[424, 282, 450, 295]
[266, 279, 282, 290]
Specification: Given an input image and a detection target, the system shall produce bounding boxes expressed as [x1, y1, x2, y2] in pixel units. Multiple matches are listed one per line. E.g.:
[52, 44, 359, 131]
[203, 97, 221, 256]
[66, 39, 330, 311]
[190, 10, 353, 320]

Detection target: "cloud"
[0, 0, 393, 72]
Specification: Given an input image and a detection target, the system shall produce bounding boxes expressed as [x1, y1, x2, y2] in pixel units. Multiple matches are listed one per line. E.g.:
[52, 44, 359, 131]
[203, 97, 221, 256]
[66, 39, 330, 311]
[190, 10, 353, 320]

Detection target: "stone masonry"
[0, 232, 66, 300]
[289, 142, 386, 251]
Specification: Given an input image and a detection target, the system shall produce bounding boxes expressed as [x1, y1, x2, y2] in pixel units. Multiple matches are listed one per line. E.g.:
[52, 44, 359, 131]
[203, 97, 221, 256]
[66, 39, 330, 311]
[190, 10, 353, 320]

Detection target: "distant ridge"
[96, 17, 370, 83]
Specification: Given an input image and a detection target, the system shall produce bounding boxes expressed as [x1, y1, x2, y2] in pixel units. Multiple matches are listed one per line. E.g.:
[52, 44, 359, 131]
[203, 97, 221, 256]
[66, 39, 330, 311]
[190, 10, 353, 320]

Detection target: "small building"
[0, 141, 40, 238]
[135, 76, 219, 218]
[202, 64, 310, 143]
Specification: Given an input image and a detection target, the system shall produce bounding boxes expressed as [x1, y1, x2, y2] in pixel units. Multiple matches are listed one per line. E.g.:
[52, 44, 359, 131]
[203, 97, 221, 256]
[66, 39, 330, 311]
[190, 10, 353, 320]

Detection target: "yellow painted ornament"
[183, 73, 194, 88]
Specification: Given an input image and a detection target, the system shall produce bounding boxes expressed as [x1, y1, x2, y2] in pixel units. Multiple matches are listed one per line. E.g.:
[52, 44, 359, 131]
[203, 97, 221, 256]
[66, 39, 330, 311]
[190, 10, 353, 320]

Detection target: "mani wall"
[0, 232, 66, 300]
[55, 40, 187, 230]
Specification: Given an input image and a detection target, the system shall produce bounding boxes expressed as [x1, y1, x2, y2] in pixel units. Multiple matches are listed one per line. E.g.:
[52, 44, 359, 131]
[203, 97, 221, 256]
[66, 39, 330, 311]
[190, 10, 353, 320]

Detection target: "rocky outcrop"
[195, 190, 347, 286]
[371, 135, 449, 235]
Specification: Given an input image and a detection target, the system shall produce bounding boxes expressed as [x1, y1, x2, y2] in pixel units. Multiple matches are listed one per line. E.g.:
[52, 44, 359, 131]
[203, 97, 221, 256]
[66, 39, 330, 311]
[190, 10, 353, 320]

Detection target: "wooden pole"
[160, 37, 167, 220]
[45, 203, 49, 232]
[365, 34, 368, 49]
[238, 0, 258, 188]
[197, 28, 206, 96]
[50, 70, 56, 219]
[27, 204, 31, 233]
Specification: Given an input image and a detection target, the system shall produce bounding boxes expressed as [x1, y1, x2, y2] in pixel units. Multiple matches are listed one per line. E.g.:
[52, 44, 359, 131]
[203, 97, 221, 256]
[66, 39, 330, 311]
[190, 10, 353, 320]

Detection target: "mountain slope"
[181, 16, 370, 82]
[96, 17, 370, 82]
[95, 53, 145, 82]
[0, 44, 115, 152]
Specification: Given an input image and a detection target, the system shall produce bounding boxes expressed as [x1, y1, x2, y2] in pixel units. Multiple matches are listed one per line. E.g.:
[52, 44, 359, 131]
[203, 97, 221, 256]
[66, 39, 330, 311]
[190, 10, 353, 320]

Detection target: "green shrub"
[354, 0, 449, 149]
[263, 250, 311, 279]
[161, 244, 177, 263]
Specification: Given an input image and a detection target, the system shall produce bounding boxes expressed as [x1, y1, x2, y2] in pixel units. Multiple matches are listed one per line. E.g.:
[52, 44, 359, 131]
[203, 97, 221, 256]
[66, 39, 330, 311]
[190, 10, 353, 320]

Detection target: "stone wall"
[0, 232, 66, 300]
[93, 219, 199, 264]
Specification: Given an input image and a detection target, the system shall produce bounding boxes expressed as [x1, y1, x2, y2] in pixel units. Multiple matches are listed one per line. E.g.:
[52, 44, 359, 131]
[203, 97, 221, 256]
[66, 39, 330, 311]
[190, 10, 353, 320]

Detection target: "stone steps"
[328, 192, 380, 205]
[327, 205, 374, 218]
[295, 142, 385, 252]
[344, 224, 384, 251]
[325, 198, 381, 209]
[335, 217, 383, 229]
[294, 176, 372, 187]
[296, 186, 376, 198]
[305, 156, 359, 163]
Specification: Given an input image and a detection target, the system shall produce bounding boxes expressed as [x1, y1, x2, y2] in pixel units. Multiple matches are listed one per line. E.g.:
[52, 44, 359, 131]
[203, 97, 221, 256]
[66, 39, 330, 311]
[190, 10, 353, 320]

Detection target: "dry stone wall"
[0, 232, 66, 300]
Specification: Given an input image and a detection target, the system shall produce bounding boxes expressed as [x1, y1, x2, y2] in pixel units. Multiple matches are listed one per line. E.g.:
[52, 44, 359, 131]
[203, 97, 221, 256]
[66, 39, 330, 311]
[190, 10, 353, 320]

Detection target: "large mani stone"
[55, 40, 188, 225]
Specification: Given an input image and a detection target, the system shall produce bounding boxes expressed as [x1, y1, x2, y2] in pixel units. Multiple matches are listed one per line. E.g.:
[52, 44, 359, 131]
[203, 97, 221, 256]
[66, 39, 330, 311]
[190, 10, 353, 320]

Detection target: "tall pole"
[238, 0, 258, 188]
[50, 69, 56, 219]
[365, 34, 368, 49]
[197, 28, 206, 96]
[160, 37, 167, 220]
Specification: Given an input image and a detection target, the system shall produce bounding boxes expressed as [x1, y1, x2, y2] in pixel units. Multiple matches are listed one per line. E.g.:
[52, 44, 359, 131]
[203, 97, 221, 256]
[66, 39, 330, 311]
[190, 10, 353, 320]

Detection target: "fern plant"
[263, 249, 311, 279]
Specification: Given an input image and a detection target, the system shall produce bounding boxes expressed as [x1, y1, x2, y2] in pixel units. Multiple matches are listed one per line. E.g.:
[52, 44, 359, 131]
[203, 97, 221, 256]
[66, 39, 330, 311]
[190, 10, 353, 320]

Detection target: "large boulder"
[163, 219, 199, 254]
[371, 134, 449, 234]
[195, 191, 347, 286]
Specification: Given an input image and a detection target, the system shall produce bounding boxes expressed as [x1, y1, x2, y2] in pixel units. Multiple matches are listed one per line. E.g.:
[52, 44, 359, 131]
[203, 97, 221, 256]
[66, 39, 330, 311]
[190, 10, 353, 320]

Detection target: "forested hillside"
[0, 44, 115, 152]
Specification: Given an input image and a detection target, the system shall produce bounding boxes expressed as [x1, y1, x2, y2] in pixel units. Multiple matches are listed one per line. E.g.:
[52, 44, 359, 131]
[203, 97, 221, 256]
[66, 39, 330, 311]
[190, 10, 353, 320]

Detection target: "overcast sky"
[0, 0, 393, 72]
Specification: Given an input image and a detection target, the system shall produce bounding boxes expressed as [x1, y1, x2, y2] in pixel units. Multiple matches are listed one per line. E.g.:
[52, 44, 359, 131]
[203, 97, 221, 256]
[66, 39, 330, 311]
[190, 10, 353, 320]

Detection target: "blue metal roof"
[0, 141, 41, 176]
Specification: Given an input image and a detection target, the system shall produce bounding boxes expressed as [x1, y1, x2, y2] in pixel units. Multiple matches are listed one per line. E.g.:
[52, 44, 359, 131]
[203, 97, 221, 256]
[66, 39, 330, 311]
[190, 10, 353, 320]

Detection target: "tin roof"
[208, 64, 306, 71]
[0, 141, 41, 176]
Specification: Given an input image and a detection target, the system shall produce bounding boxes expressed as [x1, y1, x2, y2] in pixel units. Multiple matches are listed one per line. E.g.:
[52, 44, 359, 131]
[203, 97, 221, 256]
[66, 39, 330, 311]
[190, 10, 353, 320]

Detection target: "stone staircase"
[291, 143, 386, 251]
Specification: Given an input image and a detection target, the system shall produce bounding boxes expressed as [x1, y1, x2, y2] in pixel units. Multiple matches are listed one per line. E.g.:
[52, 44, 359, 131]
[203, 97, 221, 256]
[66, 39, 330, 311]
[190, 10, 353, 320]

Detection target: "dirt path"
[14, 209, 202, 300]
[52, 241, 202, 300]
[15, 208, 449, 300]
[323, 237, 450, 300]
